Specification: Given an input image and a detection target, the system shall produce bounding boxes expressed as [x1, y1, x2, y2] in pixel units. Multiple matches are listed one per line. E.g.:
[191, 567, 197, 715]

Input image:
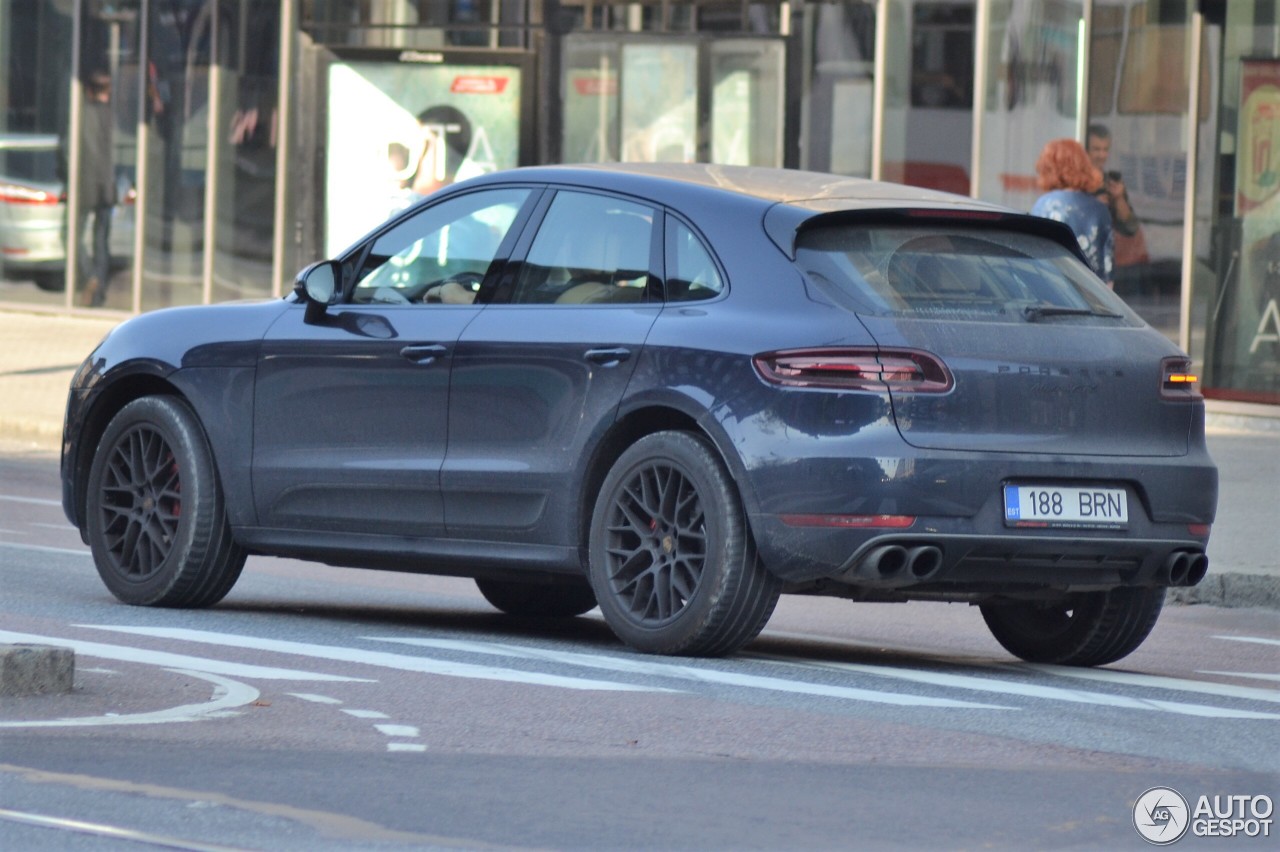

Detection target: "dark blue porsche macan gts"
[61, 164, 1218, 666]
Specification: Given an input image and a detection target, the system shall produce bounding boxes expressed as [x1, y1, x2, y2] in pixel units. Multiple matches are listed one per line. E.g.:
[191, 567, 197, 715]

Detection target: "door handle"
[400, 344, 448, 365]
[584, 347, 632, 366]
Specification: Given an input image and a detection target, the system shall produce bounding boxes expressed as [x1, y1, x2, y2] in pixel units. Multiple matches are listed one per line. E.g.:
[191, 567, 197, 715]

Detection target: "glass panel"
[710, 39, 784, 167]
[1202, 2, 1280, 404]
[512, 192, 653, 305]
[212, 2, 280, 302]
[0, 0, 75, 307]
[353, 187, 529, 304]
[665, 218, 723, 302]
[883, 0, 974, 195]
[563, 36, 621, 162]
[800, 1, 876, 177]
[140, 0, 211, 312]
[324, 60, 523, 256]
[621, 42, 697, 162]
[1087, 1, 1196, 343]
[976, 0, 1083, 210]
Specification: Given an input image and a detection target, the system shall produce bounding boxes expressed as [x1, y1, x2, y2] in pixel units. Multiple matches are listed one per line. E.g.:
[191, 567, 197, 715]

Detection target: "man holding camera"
[1087, 123, 1149, 273]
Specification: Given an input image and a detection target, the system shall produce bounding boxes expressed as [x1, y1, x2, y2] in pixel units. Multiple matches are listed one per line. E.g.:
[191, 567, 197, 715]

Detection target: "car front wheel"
[86, 396, 246, 608]
[589, 431, 781, 656]
[979, 587, 1165, 666]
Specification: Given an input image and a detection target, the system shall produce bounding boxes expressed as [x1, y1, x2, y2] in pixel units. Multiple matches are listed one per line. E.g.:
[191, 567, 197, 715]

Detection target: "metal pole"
[272, 0, 297, 297]
[970, 0, 990, 199]
[65, 0, 83, 310]
[132, 0, 150, 314]
[1076, 1, 1092, 143]
[202, 7, 219, 305]
[871, 0, 888, 182]
[1180, 11, 1204, 356]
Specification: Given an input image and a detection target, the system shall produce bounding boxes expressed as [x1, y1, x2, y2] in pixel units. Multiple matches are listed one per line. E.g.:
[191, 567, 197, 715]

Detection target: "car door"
[252, 186, 535, 536]
[443, 189, 663, 546]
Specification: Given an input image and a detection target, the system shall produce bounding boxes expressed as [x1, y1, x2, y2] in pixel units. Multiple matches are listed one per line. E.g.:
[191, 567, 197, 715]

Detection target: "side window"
[666, 218, 724, 302]
[510, 192, 654, 305]
[351, 188, 530, 305]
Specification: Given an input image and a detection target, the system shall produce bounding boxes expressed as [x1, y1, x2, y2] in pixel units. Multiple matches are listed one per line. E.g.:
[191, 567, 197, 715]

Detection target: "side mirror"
[294, 260, 341, 323]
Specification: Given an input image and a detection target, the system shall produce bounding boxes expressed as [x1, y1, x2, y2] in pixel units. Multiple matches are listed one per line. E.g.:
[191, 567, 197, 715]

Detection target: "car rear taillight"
[0, 182, 59, 205]
[754, 347, 953, 393]
[1160, 357, 1202, 400]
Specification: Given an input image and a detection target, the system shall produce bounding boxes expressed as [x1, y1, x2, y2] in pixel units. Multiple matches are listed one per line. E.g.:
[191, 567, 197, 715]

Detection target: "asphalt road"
[1, 446, 1277, 851]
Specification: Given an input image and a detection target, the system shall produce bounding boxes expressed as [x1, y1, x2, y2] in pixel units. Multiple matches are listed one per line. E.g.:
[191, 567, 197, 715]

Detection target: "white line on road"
[0, 494, 62, 507]
[0, 669, 259, 729]
[1200, 671, 1280, 683]
[286, 693, 344, 704]
[1213, 635, 1280, 647]
[1020, 664, 1280, 704]
[0, 542, 90, 557]
[386, 743, 428, 753]
[342, 709, 390, 719]
[81, 625, 673, 693]
[0, 807, 249, 852]
[374, 724, 420, 738]
[0, 630, 371, 683]
[764, 657, 1280, 719]
[371, 637, 1013, 709]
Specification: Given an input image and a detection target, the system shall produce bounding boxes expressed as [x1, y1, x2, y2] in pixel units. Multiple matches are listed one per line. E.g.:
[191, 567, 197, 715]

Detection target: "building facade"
[0, 0, 1276, 405]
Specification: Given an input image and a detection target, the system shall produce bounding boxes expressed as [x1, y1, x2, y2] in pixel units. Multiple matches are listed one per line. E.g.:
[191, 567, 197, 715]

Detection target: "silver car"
[0, 133, 133, 292]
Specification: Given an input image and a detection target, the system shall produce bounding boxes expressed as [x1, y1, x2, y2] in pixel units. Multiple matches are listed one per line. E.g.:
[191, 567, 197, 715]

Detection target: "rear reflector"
[781, 514, 917, 529]
[754, 347, 953, 393]
[1160, 357, 1202, 400]
[1188, 524, 1211, 537]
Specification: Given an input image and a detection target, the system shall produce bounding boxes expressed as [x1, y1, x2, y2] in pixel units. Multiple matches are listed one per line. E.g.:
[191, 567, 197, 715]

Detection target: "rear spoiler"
[763, 204, 1089, 267]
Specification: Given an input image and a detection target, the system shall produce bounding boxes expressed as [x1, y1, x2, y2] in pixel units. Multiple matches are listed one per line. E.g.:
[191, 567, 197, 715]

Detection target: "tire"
[588, 431, 781, 656]
[85, 396, 246, 608]
[475, 577, 597, 618]
[980, 587, 1166, 666]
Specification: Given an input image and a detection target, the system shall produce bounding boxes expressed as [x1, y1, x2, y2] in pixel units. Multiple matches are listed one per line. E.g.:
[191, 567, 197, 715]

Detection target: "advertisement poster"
[326, 60, 522, 255]
[1237, 60, 1280, 217]
[620, 44, 697, 163]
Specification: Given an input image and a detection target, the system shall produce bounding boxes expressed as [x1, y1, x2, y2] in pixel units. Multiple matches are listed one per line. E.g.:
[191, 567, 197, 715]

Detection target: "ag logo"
[1134, 787, 1190, 844]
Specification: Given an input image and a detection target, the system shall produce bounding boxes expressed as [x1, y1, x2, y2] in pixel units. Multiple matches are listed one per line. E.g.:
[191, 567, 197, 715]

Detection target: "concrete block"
[0, 644, 75, 696]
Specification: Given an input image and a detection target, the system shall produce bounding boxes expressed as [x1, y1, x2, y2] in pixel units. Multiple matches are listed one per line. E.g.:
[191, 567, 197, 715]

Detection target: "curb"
[1167, 572, 1280, 610]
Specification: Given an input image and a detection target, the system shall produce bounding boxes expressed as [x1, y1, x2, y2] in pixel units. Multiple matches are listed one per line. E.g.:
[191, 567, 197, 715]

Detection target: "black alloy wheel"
[589, 431, 781, 656]
[86, 396, 246, 607]
[979, 587, 1166, 666]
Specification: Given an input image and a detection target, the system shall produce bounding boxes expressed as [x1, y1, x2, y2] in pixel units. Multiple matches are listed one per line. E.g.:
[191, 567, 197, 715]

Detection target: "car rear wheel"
[86, 396, 246, 608]
[979, 587, 1165, 666]
[589, 431, 781, 656]
[475, 578, 597, 618]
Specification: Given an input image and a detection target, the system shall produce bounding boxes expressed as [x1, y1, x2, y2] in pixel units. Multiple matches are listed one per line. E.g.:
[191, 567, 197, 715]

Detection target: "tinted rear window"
[796, 225, 1136, 323]
[0, 148, 58, 183]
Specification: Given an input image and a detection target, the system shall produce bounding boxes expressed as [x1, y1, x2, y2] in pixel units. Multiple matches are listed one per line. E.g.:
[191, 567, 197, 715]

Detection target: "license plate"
[1003, 485, 1128, 529]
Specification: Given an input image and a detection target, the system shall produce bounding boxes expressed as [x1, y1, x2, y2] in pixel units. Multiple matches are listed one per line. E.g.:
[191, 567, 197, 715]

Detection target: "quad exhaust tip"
[852, 544, 944, 586]
[1162, 551, 1209, 587]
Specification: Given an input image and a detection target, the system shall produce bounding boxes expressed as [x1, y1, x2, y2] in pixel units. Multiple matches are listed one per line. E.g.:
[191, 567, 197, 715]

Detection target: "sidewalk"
[1, 307, 1276, 610]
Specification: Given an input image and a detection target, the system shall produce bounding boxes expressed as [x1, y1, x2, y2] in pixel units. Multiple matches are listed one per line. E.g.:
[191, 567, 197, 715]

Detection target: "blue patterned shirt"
[1031, 189, 1115, 282]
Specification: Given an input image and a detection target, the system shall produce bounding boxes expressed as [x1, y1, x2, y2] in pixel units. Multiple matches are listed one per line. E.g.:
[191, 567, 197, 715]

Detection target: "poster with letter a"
[325, 60, 522, 255]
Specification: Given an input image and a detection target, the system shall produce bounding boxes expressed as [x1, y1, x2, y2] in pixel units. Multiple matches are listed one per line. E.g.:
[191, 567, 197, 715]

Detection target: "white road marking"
[1201, 671, 1280, 683]
[342, 709, 390, 719]
[371, 637, 1013, 709]
[1021, 664, 1280, 704]
[1213, 635, 1280, 647]
[0, 494, 62, 507]
[386, 743, 428, 753]
[0, 542, 90, 557]
[767, 657, 1280, 719]
[0, 807, 247, 852]
[0, 669, 258, 729]
[374, 724, 420, 738]
[0, 630, 370, 683]
[30, 522, 74, 531]
[81, 626, 672, 693]
[286, 693, 344, 704]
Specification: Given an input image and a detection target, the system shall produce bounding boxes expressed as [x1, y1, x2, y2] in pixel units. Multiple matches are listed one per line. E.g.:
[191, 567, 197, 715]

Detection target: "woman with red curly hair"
[1031, 138, 1114, 286]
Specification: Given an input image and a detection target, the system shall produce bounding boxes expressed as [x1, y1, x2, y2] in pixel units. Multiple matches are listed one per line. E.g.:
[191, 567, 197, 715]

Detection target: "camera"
[1106, 170, 1122, 182]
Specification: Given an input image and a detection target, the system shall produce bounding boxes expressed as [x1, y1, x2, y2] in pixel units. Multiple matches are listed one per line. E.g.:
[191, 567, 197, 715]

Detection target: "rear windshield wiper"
[1022, 305, 1123, 322]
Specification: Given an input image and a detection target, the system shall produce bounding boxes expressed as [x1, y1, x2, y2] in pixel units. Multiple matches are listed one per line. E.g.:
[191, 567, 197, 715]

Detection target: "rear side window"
[665, 219, 724, 302]
[796, 225, 1134, 322]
